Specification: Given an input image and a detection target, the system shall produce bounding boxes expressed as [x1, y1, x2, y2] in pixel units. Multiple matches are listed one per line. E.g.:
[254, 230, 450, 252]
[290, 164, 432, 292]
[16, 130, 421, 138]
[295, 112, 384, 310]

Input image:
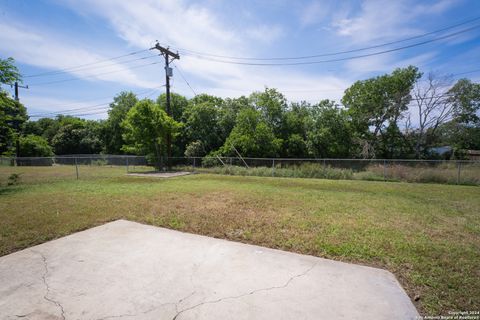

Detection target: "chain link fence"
[171, 156, 480, 185]
[1, 155, 479, 186]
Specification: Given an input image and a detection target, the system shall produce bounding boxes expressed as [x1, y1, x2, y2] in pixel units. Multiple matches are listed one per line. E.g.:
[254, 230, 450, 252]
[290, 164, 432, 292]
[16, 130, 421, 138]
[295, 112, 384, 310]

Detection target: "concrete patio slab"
[126, 171, 192, 178]
[0, 220, 419, 320]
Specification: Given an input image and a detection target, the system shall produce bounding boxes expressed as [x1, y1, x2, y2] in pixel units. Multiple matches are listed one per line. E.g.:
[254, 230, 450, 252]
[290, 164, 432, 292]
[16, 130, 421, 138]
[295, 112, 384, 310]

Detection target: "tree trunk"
[154, 142, 162, 171]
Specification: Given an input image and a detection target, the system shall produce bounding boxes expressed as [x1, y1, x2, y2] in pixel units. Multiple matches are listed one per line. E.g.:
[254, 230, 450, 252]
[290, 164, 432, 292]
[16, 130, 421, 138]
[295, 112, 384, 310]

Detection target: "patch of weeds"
[167, 215, 185, 229]
[7, 173, 22, 186]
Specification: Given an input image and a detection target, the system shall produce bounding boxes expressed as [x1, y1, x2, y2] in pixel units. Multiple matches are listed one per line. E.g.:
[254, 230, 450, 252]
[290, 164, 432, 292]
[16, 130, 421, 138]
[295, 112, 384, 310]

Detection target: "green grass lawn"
[1, 166, 479, 315]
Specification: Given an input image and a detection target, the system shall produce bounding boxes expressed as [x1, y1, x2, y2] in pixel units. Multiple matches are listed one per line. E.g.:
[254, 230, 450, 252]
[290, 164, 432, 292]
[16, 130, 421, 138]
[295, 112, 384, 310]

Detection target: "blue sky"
[1, 0, 479, 120]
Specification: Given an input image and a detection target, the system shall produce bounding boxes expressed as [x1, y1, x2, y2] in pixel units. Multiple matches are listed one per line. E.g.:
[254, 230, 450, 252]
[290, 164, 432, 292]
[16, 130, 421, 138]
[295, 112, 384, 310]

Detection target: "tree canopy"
[122, 99, 181, 168]
[4, 63, 480, 161]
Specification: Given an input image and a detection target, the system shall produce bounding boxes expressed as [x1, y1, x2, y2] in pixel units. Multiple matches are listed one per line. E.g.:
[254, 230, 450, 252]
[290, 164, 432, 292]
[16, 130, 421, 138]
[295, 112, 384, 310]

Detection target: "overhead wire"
[29, 60, 163, 86]
[67, 88, 163, 117]
[22, 17, 480, 117]
[28, 87, 162, 116]
[182, 24, 480, 66]
[166, 16, 480, 61]
[172, 63, 197, 96]
[24, 54, 159, 79]
[24, 48, 151, 78]
[29, 86, 164, 118]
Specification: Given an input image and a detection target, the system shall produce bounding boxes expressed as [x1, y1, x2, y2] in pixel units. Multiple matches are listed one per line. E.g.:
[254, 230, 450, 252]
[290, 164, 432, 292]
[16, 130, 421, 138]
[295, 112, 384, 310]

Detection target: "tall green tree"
[122, 99, 181, 169]
[19, 134, 54, 157]
[104, 92, 138, 154]
[249, 88, 287, 135]
[306, 100, 353, 158]
[156, 92, 189, 122]
[0, 57, 27, 156]
[0, 57, 21, 86]
[183, 101, 222, 155]
[157, 92, 190, 156]
[282, 102, 310, 157]
[24, 117, 61, 144]
[218, 96, 249, 139]
[342, 66, 421, 158]
[217, 108, 282, 158]
[435, 121, 480, 154]
[447, 78, 480, 124]
[409, 76, 480, 158]
[0, 91, 28, 156]
[51, 118, 103, 154]
[189, 94, 223, 109]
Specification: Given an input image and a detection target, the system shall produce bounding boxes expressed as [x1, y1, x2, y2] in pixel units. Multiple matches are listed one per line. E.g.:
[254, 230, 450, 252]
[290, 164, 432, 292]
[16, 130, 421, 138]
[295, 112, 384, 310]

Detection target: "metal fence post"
[457, 161, 461, 185]
[193, 157, 196, 172]
[75, 157, 79, 180]
[383, 160, 386, 181]
[126, 157, 129, 173]
[272, 159, 275, 177]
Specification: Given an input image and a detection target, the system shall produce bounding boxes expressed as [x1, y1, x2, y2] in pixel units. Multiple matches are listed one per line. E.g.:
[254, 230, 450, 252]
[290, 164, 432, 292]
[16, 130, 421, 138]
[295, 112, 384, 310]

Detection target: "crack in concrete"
[33, 250, 66, 320]
[173, 291, 197, 315]
[95, 291, 196, 320]
[172, 263, 317, 320]
[95, 312, 138, 320]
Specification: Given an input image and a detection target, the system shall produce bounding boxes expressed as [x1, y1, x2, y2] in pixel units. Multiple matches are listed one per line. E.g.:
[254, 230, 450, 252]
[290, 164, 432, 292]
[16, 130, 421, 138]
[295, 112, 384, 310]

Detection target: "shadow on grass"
[0, 186, 24, 196]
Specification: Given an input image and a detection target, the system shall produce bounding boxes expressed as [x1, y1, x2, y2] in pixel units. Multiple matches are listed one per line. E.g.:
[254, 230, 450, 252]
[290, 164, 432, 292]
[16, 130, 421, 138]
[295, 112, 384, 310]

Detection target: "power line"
[30, 102, 110, 117]
[28, 87, 159, 113]
[173, 63, 197, 96]
[208, 87, 345, 93]
[29, 61, 163, 86]
[30, 88, 162, 117]
[24, 54, 159, 79]
[167, 16, 480, 61]
[29, 86, 164, 118]
[185, 24, 480, 66]
[452, 68, 480, 77]
[24, 48, 150, 78]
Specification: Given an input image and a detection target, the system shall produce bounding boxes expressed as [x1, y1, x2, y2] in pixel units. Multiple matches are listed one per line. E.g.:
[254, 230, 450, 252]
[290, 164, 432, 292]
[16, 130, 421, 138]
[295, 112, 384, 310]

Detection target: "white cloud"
[0, 21, 158, 88]
[58, 0, 352, 103]
[345, 51, 437, 75]
[331, 1, 421, 43]
[300, 1, 333, 27]
[5, 0, 463, 113]
[65, 0, 240, 56]
[330, 0, 458, 44]
[411, 0, 459, 15]
[245, 24, 285, 44]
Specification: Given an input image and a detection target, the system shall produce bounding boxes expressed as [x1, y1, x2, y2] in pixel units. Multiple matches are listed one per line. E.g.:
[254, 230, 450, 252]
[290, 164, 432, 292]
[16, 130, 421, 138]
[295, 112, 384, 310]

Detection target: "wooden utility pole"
[12, 82, 28, 163]
[13, 81, 28, 101]
[151, 42, 180, 170]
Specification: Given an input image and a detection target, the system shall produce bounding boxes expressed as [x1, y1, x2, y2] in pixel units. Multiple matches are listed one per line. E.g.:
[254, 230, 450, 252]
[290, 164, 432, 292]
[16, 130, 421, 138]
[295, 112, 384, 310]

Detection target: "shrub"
[198, 163, 353, 180]
[19, 134, 53, 157]
[7, 173, 21, 186]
